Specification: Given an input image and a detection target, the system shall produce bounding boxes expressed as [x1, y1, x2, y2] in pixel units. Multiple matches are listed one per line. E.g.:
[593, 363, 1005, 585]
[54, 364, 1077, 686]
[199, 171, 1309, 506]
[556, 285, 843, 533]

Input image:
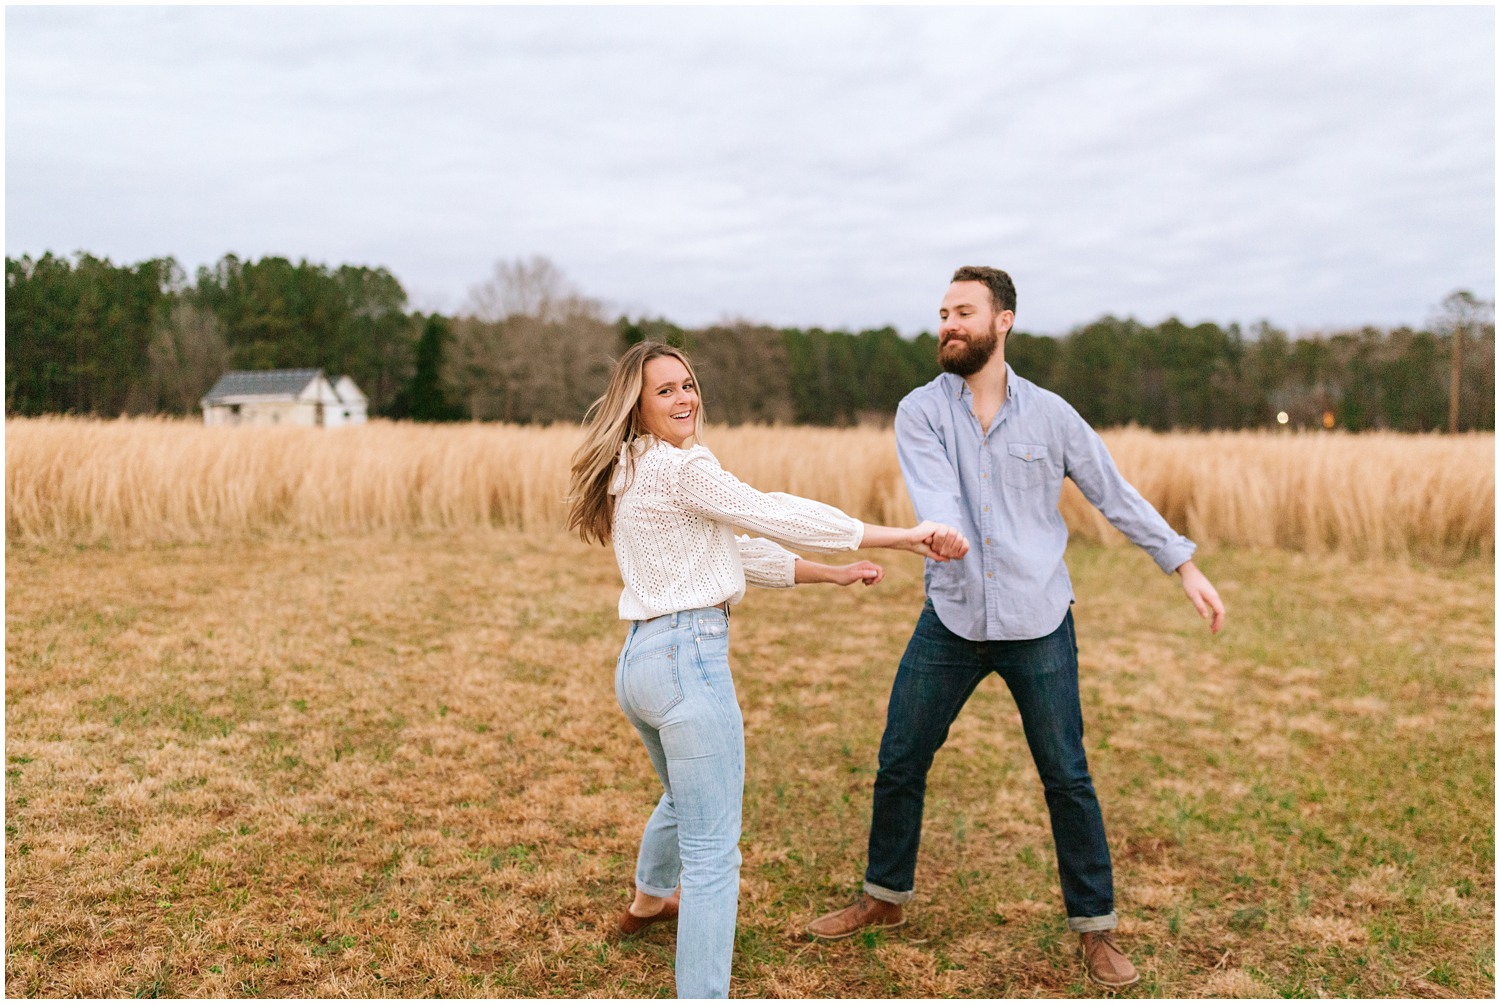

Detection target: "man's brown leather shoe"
[1081, 931, 1139, 988]
[805, 893, 906, 940]
[617, 889, 680, 937]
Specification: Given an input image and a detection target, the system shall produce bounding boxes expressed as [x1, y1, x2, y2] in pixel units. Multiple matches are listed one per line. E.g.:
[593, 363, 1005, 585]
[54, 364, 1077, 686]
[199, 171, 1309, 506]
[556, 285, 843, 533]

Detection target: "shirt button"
[985, 538, 992, 544]
[983, 505, 990, 512]
[986, 572, 994, 579]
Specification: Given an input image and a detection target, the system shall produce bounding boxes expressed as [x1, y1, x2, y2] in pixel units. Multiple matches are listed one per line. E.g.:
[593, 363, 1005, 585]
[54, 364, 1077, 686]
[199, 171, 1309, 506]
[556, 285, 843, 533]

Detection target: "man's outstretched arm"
[1063, 408, 1225, 633]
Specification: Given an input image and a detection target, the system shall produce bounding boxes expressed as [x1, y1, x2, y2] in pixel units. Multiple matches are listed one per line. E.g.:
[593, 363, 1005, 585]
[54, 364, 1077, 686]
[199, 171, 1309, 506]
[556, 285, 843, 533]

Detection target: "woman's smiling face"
[638, 355, 700, 447]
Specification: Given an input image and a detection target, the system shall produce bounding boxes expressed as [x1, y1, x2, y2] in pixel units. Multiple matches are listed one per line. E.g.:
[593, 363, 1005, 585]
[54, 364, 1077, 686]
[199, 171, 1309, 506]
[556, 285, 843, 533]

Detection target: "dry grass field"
[7, 418, 1494, 562]
[6, 529, 1493, 998]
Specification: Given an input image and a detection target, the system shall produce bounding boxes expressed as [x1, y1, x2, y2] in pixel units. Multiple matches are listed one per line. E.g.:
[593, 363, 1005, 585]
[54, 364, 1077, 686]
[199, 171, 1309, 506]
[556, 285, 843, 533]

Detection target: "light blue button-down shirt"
[895, 367, 1196, 642]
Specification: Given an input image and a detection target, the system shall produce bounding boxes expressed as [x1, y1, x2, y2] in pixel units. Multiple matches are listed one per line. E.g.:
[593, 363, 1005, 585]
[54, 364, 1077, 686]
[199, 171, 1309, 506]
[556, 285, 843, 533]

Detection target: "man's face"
[938, 281, 1011, 377]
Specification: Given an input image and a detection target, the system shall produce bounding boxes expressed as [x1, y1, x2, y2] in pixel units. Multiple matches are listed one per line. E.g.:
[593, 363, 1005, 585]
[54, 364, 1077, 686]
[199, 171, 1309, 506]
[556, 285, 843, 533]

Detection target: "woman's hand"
[794, 559, 886, 586]
[829, 560, 884, 586]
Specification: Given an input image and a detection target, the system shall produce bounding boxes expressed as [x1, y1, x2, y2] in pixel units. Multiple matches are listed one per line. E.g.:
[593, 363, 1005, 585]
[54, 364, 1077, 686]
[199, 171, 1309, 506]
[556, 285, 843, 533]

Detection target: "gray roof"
[202, 369, 322, 402]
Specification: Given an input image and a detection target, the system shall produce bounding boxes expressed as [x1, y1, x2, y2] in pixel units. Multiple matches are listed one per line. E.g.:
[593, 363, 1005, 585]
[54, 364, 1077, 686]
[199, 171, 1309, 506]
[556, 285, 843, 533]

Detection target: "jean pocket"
[693, 618, 731, 678]
[1003, 442, 1050, 490]
[624, 644, 683, 719]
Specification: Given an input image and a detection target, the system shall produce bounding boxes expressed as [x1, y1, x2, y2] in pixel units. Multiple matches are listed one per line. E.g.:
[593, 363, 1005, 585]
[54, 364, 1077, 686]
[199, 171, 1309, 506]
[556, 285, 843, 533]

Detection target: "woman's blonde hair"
[566, 341, 706, 545]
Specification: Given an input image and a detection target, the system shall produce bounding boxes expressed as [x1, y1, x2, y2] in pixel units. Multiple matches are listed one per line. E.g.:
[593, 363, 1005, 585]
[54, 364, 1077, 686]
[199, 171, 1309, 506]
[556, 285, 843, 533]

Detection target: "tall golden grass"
[6, 416, 1493, 561]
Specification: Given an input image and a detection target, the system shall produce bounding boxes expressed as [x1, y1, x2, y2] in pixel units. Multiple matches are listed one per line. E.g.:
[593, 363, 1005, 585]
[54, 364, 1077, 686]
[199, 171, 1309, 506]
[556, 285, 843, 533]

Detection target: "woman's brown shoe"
[805, 893, 906, 940]
[617, 890, 681, 936]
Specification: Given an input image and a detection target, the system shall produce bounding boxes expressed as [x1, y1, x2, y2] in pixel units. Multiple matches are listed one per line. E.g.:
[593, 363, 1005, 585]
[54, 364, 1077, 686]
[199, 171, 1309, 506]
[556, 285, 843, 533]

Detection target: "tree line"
[7, 251, 1494, 432]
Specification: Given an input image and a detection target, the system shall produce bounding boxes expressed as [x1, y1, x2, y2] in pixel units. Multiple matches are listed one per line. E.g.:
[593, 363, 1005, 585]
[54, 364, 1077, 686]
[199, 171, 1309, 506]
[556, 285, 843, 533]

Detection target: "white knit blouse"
[609, 436, 866, 620]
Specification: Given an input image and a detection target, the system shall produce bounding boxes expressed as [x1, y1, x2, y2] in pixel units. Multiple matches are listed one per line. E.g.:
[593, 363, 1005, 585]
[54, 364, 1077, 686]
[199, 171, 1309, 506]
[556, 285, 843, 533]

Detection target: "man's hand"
[1176, 560, 1225, 634]
[908, 521, 970, 561]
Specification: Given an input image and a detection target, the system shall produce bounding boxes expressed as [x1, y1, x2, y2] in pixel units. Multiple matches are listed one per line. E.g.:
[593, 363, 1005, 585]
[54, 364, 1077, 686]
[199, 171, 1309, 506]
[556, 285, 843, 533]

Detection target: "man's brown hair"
[951, 266, 1017, 315]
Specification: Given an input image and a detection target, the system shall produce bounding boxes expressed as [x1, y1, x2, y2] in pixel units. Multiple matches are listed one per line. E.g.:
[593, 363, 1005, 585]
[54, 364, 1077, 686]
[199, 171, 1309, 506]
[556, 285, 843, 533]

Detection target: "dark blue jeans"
[864, 602, 1117, 932]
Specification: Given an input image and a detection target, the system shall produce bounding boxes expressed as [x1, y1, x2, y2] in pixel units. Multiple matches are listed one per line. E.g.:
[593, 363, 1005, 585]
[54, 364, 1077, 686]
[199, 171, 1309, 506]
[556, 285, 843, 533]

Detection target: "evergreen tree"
[393, 315, 464, 421]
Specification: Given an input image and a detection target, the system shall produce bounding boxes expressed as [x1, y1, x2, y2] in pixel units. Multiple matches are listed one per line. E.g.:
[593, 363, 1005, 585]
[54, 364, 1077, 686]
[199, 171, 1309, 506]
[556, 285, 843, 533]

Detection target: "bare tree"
[465, 255, 604, 324]
[450, 257, 617, 422]
[444, 316, 511, 421]
[683, 321, 795, 424]
[144, 301, 231, 414]
[1435, 290, 1495, 432]
[501, 314, 618, 422]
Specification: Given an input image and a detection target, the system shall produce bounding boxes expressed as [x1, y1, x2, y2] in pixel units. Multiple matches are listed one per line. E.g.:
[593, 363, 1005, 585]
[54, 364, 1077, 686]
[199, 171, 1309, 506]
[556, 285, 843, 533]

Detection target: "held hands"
[1176, 560, 1226, 634]
[904, 521, 970, 562]
[854, 522, 969, 561]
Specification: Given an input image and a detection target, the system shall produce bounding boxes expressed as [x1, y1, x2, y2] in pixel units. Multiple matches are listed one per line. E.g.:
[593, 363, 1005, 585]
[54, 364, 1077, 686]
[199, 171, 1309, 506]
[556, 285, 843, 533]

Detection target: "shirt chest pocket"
[1002, 442, 1051, 490]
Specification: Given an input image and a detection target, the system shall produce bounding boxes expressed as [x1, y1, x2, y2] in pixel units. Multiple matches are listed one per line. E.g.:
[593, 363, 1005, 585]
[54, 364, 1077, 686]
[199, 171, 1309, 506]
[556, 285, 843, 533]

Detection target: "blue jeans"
[615, 606, 744, 999]
[864, 602, 1117, 933]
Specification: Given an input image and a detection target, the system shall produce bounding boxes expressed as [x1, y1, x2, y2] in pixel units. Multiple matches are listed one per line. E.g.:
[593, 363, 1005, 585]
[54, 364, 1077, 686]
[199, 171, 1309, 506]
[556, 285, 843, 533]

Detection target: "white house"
[330, 376, 368, 426]
[200, 369, 369, 427]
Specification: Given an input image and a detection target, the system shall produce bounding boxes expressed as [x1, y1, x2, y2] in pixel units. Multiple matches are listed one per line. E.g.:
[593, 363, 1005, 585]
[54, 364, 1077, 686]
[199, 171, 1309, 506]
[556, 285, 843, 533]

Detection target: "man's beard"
[938, 323, 1000, 377]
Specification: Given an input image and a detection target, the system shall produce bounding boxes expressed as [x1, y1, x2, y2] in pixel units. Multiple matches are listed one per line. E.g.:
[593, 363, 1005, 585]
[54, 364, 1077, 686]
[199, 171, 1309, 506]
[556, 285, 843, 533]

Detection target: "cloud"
[6, 6, 1493, 334]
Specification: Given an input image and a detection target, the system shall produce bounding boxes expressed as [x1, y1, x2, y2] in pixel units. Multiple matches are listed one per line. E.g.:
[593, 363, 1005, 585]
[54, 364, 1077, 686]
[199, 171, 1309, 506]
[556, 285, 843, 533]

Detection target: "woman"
[565, 341, 967, 998]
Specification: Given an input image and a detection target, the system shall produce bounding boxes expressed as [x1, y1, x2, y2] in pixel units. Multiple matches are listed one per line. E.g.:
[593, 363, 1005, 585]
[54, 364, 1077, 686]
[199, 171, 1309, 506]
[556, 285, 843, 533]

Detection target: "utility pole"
[1440, 290, 1491, 434]
[1449, 306, 1464, 434]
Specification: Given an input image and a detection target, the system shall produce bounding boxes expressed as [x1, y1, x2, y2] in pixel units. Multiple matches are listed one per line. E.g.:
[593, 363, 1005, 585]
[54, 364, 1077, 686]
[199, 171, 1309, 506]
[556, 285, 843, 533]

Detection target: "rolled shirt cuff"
[1153, 538, 1197, 575]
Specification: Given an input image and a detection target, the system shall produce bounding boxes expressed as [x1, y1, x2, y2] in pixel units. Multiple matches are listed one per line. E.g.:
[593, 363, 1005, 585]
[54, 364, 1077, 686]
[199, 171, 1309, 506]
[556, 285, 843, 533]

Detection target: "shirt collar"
[951, 363, 1020, 404]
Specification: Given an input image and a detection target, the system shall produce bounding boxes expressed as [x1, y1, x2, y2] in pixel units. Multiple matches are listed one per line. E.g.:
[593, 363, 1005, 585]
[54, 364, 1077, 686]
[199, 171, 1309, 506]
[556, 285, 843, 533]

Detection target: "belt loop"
[671, 611, 680, 628]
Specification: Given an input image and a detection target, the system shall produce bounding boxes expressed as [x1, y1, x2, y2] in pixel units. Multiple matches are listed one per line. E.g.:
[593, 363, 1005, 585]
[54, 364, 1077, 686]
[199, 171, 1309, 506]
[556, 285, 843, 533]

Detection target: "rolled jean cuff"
[862, 880, 914, 905]
[634, 878, 678, 899]
[1067, 911, 1118, 933]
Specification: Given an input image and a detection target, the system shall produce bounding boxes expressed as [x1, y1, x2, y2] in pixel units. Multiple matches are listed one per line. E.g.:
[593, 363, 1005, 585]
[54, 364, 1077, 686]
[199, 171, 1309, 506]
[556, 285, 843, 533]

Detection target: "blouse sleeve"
[672, 448, 865, 553]
[737, 535, 798, 588]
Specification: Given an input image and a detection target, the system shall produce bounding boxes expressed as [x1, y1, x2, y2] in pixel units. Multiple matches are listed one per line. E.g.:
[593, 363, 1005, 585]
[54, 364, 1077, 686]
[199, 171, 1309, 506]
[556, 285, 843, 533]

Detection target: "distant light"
[1322, 410, 1336, 429]
[1276, 411, 1289, 425]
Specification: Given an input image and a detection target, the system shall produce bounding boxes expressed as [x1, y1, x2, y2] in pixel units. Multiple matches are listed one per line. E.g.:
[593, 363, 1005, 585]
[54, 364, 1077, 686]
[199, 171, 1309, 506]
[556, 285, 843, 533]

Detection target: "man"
[805, 266, 1225, 989]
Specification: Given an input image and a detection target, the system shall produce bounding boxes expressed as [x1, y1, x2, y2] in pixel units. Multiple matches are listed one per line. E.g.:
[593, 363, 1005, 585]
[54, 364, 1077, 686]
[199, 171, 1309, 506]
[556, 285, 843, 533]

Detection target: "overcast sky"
[7, 6, 1494, 336]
